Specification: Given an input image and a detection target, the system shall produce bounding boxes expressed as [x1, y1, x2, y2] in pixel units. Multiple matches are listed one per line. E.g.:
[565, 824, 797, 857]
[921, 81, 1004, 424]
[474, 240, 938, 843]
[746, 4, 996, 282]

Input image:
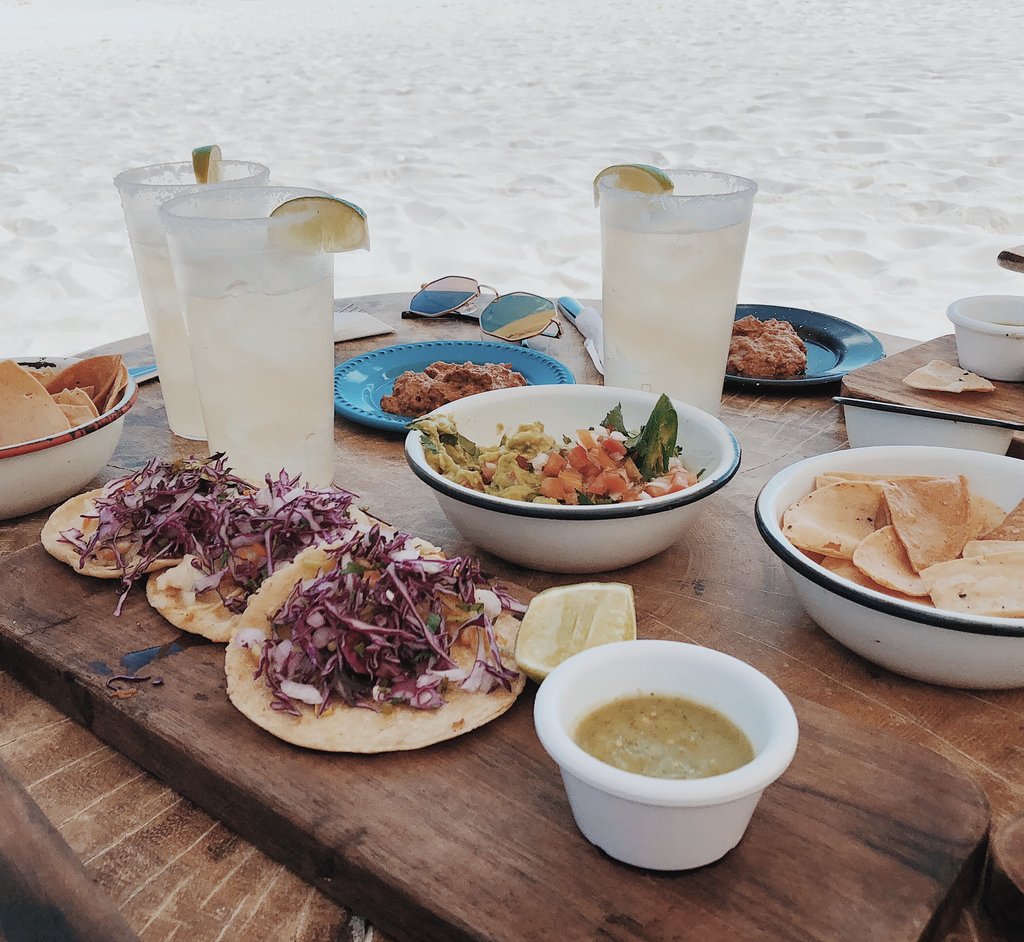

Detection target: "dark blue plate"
[334, 340, 575, 432]
[725, 304, 885, 387]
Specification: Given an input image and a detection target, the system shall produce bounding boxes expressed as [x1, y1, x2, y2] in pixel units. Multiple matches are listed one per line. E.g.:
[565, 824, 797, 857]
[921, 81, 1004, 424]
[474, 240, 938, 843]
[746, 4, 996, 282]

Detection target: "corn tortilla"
[782, 481, 885, 559]
[146, 556, 238, 642]
[225, 545, 525, 753]
[41, 490, 179, 578]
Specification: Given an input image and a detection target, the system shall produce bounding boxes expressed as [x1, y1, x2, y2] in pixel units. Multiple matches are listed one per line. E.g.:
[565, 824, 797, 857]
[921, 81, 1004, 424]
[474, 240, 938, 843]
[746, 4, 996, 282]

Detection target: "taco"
[145, 473, 360, 641]
[225, 527, 526, 752]
[42, 456, 253, 612]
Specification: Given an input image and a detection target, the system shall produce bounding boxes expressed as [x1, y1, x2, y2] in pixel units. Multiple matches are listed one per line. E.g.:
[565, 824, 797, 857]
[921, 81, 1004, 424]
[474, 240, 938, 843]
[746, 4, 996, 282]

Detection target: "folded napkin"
[557, 297, 604, 374]
[334, 308, 395, 343]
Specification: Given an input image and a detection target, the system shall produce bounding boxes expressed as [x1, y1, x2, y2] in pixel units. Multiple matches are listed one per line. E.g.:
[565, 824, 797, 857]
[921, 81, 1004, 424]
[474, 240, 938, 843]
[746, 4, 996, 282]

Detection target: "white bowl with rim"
[533, 640, 799, 870]
[0, 357, 138, 520]
[755, 445, 1024, 688]
[403, 384, 741, 573]
[946, 295, 1024, 381]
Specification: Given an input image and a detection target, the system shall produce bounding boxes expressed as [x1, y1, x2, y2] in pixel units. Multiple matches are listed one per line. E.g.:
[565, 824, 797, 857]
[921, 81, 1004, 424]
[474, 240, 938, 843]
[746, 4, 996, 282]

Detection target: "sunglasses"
[403, 275, 562, 343]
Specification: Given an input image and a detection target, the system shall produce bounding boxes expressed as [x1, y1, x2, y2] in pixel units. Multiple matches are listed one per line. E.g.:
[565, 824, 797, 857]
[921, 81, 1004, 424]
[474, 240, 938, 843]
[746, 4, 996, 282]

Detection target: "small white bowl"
[404, 385, 741, 572]
[756, 445, 1024, 688]
[836, 396, 1021, 455]
[533, 640, 799, 870]
[946, 295, 1024, 381]
[0, 357, 138, 521]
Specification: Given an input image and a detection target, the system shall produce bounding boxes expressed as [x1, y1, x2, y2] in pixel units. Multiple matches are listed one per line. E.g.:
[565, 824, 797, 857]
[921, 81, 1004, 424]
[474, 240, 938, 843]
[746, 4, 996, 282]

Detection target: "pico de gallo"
[413, 394, 703, 506]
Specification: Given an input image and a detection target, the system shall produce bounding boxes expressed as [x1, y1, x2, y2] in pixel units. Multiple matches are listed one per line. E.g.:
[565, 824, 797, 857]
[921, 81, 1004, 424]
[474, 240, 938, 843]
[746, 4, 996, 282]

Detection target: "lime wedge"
[593, 163, 673, 207]
[192, 144, 222, 184]
[514, 582, 637, 683]
[269, 196, 370, 252]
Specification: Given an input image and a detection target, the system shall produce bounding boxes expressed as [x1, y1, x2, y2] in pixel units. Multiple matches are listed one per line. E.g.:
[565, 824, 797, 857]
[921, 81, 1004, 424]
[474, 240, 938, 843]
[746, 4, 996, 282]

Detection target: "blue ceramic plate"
[725, 304, 885, 387]
[334, 340, 576, 432]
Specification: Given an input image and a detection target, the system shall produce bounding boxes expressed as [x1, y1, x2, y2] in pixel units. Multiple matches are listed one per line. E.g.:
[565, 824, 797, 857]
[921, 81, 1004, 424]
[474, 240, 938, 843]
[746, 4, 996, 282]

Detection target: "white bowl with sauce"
[533, 640, 799, 870]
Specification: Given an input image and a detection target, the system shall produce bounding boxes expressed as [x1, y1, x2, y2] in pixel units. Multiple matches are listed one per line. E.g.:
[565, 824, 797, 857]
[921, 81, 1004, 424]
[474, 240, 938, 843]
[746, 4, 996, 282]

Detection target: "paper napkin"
[334, 308, 396, 343]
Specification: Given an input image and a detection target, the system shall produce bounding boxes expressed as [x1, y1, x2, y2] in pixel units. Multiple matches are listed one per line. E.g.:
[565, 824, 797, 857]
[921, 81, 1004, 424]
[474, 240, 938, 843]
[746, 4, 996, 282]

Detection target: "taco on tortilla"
[145, 471, 360, 641]
[225, 526, 526, 752]
[42, 455, 254, 612]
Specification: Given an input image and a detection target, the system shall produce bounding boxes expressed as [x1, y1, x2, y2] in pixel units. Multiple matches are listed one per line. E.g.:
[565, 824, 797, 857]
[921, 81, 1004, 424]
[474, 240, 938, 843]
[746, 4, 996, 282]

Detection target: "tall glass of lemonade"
[113, 160, 269, 439]
[159, 186, 367, 486]
[598, 169, 757, 417]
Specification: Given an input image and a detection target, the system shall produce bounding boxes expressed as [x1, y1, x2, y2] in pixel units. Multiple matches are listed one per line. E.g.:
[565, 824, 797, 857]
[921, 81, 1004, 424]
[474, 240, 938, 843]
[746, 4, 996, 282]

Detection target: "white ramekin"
[533, 640, 799, 870]
[946, 295, 1024, 381]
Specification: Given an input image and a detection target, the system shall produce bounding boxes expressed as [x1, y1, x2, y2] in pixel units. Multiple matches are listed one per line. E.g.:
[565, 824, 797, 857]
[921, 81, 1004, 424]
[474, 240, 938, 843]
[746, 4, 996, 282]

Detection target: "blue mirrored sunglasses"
[404, 275, 562, 342]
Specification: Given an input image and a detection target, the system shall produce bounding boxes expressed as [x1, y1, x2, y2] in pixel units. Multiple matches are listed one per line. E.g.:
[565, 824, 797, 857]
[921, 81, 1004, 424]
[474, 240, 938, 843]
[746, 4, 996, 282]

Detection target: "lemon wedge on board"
[515, 582, 637, 683]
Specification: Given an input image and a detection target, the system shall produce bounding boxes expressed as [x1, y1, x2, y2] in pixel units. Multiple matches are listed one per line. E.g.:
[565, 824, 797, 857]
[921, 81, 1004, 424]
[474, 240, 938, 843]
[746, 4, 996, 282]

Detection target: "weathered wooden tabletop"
[1, 293, 1019, 942]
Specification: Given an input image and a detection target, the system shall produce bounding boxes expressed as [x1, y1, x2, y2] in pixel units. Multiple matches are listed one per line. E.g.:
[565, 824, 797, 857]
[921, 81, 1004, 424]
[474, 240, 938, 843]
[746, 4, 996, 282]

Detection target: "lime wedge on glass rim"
[593, 163, 674, 207]
[269, 196, 370, 252]
[192, 144, 222, 184]
[514, 582, 637, 683]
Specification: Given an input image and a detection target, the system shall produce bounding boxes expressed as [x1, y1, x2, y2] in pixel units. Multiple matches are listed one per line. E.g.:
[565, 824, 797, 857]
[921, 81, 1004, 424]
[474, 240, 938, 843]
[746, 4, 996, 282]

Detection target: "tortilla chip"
[920, 552, 1024, 618]
[969, 494, 1010, 540]
[883, 476, 971, 572]
[851, 526, 929, 597]
[902, 359, 995, 393]
[102, 363, 130, 414]
[225, 544, 525, 753]
[53, 387, 100, 418]
[982, 498, 1024, 542]
[45, 355, 123, 410]
[41, 489, 180, 578]
[820, 555, 931, 605]
[57, 403, 98, 427]
[0, 360, 72, 446]
[24, 366, 58, 382]
[782, 482, 885, 559]
[962, 540, 1024, 558]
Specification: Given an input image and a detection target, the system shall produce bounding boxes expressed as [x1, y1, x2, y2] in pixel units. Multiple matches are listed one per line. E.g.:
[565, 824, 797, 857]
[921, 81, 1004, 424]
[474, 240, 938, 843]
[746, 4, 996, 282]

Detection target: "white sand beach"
[1, 0, 1023, 356]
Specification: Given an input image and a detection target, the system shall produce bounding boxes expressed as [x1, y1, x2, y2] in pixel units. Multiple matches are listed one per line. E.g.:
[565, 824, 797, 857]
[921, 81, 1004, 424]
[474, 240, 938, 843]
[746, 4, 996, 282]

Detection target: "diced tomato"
[602, 437, 627, 459]
[589, 470, 628, 498]
[481, 463, 496, 484]
[557, 468, 584, 492]
[542, 452, 567, 476]
[591, 446, 618, 471]
[566, 445, 591, 471]
[539, 477, 568, 501]
[644, 481, 671, 498]
[516, 455, 531, 471]
[576, 428, 597, 449]
[623, 457, 643, 482]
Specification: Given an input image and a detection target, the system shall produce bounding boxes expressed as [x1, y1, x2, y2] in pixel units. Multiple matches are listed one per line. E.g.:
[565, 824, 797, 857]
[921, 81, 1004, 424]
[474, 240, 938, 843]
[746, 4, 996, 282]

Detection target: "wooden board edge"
[0, 624, 480, 942]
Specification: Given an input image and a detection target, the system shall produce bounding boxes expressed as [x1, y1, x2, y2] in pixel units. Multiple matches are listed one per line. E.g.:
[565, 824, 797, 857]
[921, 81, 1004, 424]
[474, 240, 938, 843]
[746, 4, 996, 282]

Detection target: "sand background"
[2, 0, 1023, 356]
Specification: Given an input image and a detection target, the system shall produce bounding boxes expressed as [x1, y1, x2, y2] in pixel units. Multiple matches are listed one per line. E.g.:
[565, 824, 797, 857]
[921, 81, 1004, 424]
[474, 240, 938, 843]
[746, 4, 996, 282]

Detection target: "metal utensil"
[997, 245, 1024, 273]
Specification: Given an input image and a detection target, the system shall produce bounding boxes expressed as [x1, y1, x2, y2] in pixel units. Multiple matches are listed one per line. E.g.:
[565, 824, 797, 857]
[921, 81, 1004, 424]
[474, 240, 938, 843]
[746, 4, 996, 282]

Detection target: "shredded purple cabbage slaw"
[241, 525, 522, 715]
[59, 456, 356, 615]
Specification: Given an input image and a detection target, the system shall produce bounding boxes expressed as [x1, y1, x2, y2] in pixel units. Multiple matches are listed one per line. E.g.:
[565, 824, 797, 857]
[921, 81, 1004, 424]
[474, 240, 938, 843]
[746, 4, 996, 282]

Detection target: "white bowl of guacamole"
[403, 384, 741, 573]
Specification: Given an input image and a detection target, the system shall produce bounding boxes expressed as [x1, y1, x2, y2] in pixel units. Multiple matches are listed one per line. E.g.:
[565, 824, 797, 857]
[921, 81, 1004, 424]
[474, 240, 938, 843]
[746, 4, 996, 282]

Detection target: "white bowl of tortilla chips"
[756, 446, 1024, 689]
[0, 356, 137, 520]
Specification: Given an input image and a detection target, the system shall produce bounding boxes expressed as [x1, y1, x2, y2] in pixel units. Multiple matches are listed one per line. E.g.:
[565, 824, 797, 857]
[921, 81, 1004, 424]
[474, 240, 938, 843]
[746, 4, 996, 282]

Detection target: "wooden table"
[1, 294, 1020, 942]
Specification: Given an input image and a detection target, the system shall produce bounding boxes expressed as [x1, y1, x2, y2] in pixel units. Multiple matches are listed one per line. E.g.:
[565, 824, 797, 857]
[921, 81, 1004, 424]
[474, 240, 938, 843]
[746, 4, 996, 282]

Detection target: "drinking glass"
[159, 186, 339, 485]
[113, 160, 270, 438]
[598, 170, 757, 417]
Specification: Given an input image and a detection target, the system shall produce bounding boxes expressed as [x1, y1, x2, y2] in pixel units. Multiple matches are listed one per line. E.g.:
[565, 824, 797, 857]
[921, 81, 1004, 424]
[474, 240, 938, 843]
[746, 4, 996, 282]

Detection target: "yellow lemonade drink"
[160, 186, 363, 486]
[598, 170, 757, 417]
[113, 160, 269, 439]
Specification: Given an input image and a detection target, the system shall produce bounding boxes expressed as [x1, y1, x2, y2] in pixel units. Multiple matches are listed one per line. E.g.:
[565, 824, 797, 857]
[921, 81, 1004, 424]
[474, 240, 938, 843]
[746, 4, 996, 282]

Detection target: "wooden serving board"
[0, 544, 990, 942]
[841, 334, 1024, 456]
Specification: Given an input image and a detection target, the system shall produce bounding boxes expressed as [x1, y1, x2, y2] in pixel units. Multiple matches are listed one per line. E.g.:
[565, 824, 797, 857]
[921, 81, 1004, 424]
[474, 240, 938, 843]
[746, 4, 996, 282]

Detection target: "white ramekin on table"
[533, 640, 799, 870]
[946, 295, 1024, 381]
